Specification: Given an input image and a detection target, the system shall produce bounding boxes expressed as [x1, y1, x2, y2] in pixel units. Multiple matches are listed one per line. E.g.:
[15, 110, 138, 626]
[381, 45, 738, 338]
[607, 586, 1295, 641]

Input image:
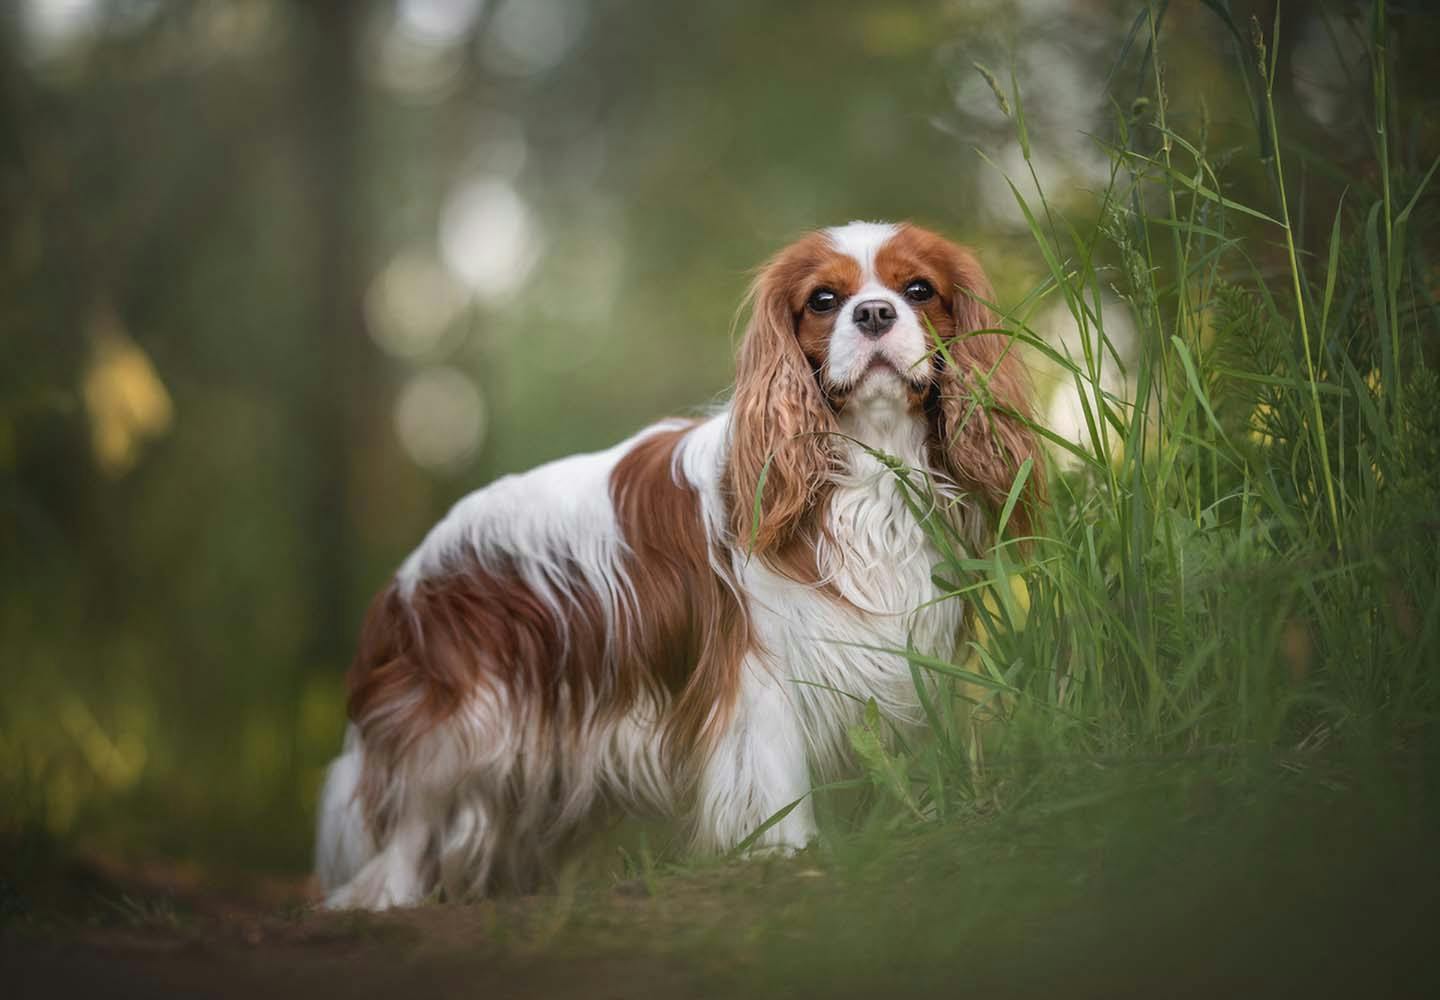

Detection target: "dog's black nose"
[852, 299, 897, 337]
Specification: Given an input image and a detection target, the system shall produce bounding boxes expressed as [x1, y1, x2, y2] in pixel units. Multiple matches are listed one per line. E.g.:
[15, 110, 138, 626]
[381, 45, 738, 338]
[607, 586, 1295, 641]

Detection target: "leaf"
[747, 450, 775, 556]
[995, 457, 1034, 538]
[1207, 367, 1347, 395]
[730, 797, 803, 855]
[847, 699, 923, 819]
[1389, 155, 1439, 310]
[729, 779, 869, 856]
[1393, 154, 1439, 229]
[1010, 62, 1031, 162]
[1116, 147, 1284, 226]
[1365, 199, 1391, 392]
[1170, 336, 1227, 439]
[824, 638, 1020, 693]
[909, 657, 953, 759]
[1319, 189, 1347, 340]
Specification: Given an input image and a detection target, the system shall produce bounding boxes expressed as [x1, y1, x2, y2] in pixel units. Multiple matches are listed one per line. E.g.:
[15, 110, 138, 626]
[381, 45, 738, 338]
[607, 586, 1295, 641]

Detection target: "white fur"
[736, 385, 969, 796]
[824, 221, 900, 271]
[396, 420, 687, 667]
[822, 222, 933, 389]
[314, 726, 375, 892]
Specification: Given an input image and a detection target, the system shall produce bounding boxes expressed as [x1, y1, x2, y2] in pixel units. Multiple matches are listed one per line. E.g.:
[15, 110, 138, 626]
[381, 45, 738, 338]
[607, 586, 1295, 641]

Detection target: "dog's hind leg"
[436, 787, 500, 902]
[322, 725, 471, 911]
[324, 811, 432, 910]
[315, 726, 381, 895]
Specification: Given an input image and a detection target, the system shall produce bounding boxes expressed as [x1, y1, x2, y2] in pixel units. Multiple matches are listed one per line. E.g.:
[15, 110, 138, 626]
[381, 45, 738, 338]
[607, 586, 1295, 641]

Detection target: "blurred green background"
[1, 0, 1429, 874]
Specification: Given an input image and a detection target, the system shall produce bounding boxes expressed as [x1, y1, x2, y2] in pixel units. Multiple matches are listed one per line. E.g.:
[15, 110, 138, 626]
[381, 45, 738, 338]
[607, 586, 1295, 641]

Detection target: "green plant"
[796, 0, 1439, 843]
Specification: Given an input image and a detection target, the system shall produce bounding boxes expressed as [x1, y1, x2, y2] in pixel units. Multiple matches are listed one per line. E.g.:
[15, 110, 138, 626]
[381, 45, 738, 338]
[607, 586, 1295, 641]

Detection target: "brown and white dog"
[316, 222, 1043, 909]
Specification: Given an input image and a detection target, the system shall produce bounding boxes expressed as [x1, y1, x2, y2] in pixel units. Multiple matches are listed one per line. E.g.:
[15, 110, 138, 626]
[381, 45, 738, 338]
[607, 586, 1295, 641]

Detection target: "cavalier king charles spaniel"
[317, 221, 1043, 909]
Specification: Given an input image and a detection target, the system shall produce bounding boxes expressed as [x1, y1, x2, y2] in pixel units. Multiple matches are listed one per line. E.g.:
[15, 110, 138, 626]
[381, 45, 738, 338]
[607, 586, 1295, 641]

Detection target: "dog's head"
[728, 221, 1045, 558]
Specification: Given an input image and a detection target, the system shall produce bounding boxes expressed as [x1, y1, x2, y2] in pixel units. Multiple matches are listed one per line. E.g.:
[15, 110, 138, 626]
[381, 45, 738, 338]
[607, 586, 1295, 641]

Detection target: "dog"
[316, 221, 1043, 909]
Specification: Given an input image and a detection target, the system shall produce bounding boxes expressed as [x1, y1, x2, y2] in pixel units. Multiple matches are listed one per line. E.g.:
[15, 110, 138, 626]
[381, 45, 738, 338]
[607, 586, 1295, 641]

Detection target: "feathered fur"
[316, 222, 1043, 909]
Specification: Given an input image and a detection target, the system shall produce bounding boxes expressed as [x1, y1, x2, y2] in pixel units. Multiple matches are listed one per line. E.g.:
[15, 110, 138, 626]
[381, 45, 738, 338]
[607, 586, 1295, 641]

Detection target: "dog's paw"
[741, 835, 813, 860]
[322, 854, 426, 911]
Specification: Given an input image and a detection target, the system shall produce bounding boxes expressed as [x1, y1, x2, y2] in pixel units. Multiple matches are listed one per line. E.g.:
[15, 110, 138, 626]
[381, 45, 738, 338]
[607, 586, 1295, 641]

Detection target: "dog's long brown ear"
[931, 244, 1046, 543]
[727, 250, 838, 564]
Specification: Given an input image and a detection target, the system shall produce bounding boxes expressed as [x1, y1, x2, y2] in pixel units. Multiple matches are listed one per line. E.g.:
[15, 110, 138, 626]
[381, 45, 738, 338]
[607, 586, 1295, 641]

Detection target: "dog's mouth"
[858, 356, 931, 392]
[818, 358, 932, 411]
[807, 350, 934, 410]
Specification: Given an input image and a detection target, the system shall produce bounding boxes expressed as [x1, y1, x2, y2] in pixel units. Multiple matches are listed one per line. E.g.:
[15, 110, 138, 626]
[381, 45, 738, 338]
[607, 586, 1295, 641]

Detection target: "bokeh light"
[396, 0, 486, 46]
[365, 249, 469, 360]
[393, 365, 488, 471]
[439, 176, 543, 302]
[19, 0, 102, 61]
[480, 0, 588, 78]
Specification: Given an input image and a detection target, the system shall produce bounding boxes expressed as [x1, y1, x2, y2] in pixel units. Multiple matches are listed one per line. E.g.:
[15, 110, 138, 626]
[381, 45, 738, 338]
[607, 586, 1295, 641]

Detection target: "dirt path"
[4, 857, 707, 999]
[7, 780, 1440, 999]
[3, 835, 803, 999]
[9, 930, 703, 1000]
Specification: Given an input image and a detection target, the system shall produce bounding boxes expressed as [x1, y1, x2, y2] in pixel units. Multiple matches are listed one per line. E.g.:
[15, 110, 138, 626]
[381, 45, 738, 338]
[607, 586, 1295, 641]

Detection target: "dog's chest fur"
[739, 388, 972, 775]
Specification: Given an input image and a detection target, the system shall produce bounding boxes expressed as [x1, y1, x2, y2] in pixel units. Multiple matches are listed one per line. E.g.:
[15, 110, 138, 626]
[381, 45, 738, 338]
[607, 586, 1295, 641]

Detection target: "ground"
[5, 764, 1440, 998]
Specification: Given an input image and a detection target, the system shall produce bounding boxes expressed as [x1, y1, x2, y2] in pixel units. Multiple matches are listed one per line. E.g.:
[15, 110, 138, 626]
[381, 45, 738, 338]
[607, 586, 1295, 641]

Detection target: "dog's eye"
[903, 279, 936, 303]
[806, 288, 839, 313]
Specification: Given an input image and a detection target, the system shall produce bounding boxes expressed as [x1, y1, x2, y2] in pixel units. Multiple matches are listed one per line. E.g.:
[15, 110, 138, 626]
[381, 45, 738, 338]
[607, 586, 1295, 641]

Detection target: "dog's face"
[781, 222, 984, 410]
[728, 221, 1044, 558]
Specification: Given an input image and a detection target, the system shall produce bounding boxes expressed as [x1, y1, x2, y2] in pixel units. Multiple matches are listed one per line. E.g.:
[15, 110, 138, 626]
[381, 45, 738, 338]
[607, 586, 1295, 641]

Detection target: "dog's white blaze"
[824, 220, 900, 279]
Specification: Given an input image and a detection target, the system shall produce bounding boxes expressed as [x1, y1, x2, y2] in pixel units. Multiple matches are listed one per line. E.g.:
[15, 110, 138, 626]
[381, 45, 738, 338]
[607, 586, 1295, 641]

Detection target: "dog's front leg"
[692, 657, 817, 856]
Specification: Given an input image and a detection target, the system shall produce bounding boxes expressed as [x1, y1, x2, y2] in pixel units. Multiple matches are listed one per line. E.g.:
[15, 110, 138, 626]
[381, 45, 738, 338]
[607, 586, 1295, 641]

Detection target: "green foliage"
[810, 0, 1440, 843]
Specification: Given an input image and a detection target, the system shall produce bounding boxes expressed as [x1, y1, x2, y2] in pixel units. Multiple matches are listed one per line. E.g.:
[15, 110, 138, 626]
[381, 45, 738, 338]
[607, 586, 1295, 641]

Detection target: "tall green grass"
[833, 1, 1439, 836]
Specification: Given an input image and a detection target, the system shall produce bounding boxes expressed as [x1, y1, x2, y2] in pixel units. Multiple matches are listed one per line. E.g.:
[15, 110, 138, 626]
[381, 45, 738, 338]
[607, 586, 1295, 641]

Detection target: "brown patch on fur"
[609, 424, 751, 761]
[876, 225, 1047, 541]
[727, 234, 844, 575]
[346, 554, 616, 833]
[793, 254, 861, 391]
[346, 424, 752, 835]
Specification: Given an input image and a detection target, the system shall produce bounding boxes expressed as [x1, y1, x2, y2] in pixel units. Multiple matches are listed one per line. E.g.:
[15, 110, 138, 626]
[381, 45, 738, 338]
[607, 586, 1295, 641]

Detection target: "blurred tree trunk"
[294, 1, 368, 675]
